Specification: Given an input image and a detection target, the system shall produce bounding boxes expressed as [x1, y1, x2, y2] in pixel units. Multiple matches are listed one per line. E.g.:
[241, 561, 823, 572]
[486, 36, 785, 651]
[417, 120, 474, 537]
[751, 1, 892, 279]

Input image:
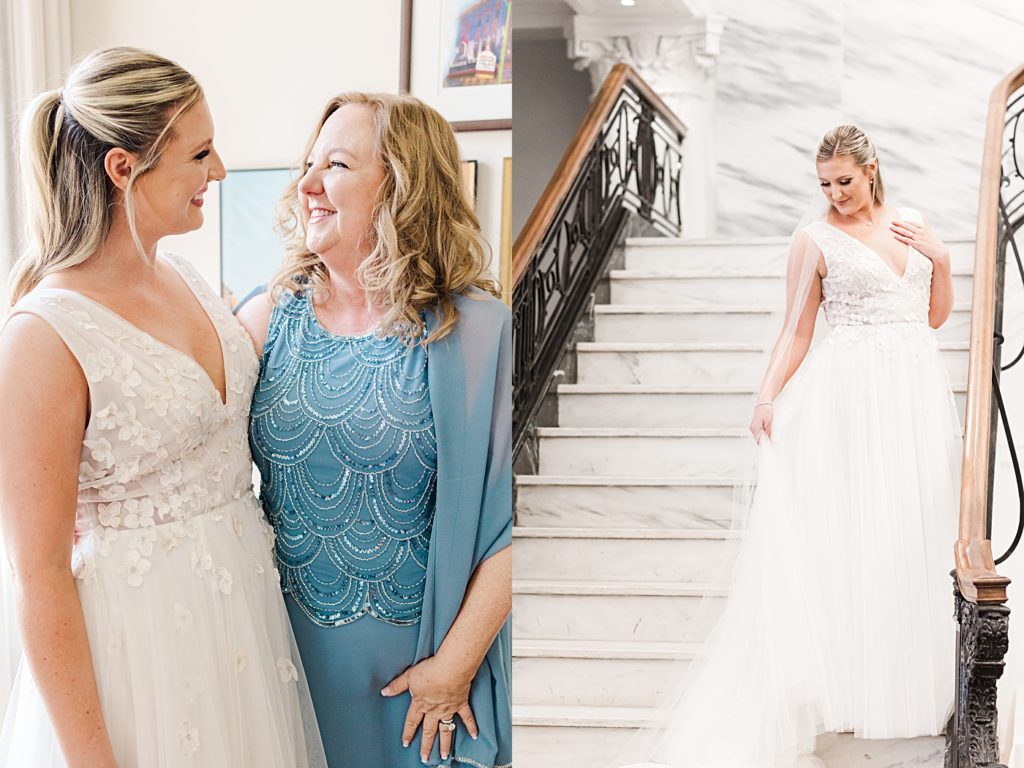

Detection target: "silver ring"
[439, 718, 456, 732]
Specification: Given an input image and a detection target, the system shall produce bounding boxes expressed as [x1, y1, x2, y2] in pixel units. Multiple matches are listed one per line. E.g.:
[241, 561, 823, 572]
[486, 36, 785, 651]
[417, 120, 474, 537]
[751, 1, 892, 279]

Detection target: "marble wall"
[710, 0, 1024, 238]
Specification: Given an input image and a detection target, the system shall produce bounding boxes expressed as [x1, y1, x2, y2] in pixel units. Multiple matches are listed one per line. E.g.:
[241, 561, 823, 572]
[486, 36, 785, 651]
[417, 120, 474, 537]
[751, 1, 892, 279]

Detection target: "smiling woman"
[0, 47, 325, 767]
[237, 91, 512, 768]
[297, 105, 386, 283]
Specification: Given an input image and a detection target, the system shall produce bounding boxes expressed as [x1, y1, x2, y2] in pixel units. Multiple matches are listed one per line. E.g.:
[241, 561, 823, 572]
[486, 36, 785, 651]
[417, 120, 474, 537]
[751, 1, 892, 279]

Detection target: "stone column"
[570, 13, 726, 238]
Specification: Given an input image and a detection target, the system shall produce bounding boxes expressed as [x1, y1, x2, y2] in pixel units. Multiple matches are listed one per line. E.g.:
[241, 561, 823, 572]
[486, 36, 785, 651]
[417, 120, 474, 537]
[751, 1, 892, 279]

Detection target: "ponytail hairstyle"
[816, 124, 885, 206]
[9, 46, 202, 305]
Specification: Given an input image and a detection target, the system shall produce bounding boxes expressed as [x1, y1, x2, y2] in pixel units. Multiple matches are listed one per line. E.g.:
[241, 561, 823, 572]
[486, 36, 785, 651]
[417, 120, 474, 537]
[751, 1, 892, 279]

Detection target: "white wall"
[511, 1, 1024, 241]
[511, 34, 592, 239]
[67, 0, 510, 289]
[707, 0, 1024, 238]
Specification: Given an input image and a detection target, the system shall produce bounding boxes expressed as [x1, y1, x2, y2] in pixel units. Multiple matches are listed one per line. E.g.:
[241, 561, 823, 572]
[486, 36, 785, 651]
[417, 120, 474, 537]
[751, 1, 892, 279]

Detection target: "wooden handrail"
[956, 63, 1024, 603]
[511, 63, 687, 287]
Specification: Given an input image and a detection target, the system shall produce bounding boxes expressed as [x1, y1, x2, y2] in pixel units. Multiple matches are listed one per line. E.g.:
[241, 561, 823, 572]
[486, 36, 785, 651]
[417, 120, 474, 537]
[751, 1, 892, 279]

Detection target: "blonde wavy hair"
[270, 92, 499, 346]
[817, 124, 885, 206]
[9, 46, 202, 306]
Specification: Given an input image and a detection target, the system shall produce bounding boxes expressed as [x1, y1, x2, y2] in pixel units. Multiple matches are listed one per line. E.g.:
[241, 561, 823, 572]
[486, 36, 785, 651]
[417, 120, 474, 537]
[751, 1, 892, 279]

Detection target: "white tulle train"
[621, 322, 959, 767]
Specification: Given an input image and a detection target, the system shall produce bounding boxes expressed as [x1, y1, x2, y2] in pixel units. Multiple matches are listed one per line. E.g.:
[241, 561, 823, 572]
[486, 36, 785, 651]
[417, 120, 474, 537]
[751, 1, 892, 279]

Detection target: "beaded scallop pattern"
[803, 207, 932, 328]
[249, 292, 437, 628]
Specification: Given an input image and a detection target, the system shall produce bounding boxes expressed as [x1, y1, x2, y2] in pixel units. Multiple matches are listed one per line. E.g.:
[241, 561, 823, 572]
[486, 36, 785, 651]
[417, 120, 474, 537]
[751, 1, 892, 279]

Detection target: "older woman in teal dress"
[237, 93, 511, 768]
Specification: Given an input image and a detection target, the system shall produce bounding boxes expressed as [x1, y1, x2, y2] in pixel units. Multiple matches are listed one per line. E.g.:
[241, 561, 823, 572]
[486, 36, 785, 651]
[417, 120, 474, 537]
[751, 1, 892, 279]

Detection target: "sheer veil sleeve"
[755, 204, 828, 406]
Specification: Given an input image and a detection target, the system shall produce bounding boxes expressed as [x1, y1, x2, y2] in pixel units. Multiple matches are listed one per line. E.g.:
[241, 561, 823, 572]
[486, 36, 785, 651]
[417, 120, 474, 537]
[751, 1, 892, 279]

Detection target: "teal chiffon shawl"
[419, 290, 512, 768]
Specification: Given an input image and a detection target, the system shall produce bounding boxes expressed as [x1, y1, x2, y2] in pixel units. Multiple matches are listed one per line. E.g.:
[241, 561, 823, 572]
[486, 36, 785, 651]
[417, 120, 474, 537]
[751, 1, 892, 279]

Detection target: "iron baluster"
[512, 80, 685, 459]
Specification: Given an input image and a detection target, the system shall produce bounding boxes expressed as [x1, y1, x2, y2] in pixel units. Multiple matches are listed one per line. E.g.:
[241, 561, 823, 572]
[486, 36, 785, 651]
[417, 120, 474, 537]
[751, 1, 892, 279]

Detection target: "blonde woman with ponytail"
[0, 48, 323, 767]
[237, 93, 512, 768]
[622, 125, 959, 768]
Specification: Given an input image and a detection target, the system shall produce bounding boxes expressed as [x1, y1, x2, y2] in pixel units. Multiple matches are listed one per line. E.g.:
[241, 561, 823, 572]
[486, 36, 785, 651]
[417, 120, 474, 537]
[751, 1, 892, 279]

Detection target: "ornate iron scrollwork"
[991, 86, 1024, 565]
[948, 579, 1011, 768]
[512, 83, 684, 458]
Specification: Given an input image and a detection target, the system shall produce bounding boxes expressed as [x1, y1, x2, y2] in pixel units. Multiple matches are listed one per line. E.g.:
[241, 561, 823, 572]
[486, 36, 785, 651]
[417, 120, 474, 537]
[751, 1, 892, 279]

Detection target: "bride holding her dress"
[623, 124, 960, 767]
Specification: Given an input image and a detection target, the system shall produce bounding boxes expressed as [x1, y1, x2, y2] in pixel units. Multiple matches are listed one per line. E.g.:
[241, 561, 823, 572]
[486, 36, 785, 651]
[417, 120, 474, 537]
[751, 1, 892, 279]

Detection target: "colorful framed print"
[402, 0, 512, 131]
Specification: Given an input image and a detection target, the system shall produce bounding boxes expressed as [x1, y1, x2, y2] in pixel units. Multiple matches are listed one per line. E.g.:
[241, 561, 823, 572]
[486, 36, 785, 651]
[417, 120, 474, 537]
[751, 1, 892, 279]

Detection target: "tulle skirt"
[0, 496, 325, 768]
[626, 321, 960, 767]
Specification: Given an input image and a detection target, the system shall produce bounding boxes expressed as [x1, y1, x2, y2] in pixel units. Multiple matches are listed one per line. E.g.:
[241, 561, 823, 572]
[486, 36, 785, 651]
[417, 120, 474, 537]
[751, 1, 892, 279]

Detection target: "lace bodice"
[11, 255, 262, 562]
[250, 292, 437, 628]
[803, 207, 932, 327]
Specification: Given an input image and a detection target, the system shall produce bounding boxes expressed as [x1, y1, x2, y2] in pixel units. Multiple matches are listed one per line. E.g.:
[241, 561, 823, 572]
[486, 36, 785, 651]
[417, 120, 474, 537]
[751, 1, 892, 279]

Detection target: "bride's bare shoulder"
[0, 309, 87, 416]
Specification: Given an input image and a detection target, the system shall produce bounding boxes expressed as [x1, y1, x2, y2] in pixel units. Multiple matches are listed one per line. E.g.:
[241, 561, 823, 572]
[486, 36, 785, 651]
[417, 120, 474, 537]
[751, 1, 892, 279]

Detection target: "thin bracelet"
[756, 401, 774, 408]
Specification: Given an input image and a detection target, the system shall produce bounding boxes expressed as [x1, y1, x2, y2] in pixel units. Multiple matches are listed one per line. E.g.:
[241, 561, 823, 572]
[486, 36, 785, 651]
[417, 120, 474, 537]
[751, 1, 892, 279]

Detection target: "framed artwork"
[500, 156, 512, 305]
[462, 159, 478, 208]
[219, 168, 294, 308]
[402, 0, 512, 131]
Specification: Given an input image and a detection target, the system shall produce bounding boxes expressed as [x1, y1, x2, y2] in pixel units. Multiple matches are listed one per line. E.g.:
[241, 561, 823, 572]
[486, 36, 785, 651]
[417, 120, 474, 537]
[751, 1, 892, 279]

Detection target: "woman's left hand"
[382, 654, 479, 763]
[890, 219, 950, 269]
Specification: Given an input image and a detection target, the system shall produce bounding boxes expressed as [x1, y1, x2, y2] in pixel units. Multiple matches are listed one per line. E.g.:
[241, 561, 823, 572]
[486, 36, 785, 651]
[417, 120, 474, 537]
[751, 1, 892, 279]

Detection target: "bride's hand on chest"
[890, 218, 950, 270]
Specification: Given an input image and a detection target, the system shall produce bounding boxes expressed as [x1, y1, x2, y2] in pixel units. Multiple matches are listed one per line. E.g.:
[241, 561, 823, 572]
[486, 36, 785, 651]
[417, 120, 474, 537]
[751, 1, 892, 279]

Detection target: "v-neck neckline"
[40, 257, 229, 408]
[823, 209, 913, 281]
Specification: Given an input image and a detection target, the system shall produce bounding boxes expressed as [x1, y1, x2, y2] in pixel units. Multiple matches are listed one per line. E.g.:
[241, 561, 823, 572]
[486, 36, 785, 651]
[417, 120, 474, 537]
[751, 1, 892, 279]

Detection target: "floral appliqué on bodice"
[13, 255, 271, 582]
[8, 254, 313, 764]
[803, 207, 933, 328]
[249, 291, 437, 628]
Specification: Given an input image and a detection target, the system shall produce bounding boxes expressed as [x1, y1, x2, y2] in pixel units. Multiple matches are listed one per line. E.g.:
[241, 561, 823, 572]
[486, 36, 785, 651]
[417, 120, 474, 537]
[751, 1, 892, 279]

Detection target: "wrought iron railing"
[947, 64, 1024, 768]
[511, 64, 686, 460]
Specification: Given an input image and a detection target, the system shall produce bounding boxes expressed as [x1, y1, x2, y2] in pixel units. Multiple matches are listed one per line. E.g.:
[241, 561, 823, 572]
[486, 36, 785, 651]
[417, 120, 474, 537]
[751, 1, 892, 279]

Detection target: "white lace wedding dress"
[625, 207, 960, 767]
[0, 254, 323, 767]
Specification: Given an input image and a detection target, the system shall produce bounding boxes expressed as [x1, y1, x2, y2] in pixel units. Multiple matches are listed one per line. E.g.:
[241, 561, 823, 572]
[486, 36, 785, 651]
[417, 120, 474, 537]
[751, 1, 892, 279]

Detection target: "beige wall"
[67, 0, 510, 288]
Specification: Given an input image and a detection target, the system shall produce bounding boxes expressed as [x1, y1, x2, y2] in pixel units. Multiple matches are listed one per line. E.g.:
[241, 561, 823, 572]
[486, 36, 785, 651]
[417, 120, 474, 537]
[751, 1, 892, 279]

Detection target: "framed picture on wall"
[219, 168, 294, 308]
[500, 156, 511, 305]
[401, 0, 512, 130]
[462, 159, 478, 207]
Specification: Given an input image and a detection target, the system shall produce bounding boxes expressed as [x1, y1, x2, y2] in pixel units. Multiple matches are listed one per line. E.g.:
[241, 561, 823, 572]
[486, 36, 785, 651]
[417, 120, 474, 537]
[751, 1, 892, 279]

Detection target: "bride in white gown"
[0, 48, 322, 766]
[623, 124, 960, 767]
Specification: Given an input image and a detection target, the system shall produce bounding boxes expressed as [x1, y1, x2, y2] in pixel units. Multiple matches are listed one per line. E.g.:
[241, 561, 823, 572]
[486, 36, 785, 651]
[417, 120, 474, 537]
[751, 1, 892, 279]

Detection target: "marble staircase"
[512, 235, 974, 768]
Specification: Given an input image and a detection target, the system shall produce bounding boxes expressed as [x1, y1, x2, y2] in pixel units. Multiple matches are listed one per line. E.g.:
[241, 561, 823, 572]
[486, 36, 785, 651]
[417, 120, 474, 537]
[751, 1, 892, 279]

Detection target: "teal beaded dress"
[250, 291, 436, 767]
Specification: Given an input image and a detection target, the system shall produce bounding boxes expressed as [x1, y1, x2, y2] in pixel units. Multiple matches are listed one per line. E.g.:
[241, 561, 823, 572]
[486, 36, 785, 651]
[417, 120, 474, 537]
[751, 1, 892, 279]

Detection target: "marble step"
[624, 235, 976, 272]
[556, 384, 968, 429]
[537, 427, 754, 478]
[815, 733, 945, 767]
[512, 639, 697, 709]
[513, 527, 739, 583]
[575, 341, 970, 387]
[608, 268, 974, 306]
[512, 580, 726, 642]
[513, 706, 945, 768]
[592, 304, 972, 344]
[514, 475, 739, 529]
[513, 705, 663, 768]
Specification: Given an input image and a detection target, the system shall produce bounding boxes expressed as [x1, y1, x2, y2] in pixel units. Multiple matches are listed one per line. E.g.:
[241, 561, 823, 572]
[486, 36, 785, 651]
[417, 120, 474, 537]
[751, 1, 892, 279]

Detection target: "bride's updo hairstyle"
[816, 124, 885, 207]
[9, 47, 203, 305]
